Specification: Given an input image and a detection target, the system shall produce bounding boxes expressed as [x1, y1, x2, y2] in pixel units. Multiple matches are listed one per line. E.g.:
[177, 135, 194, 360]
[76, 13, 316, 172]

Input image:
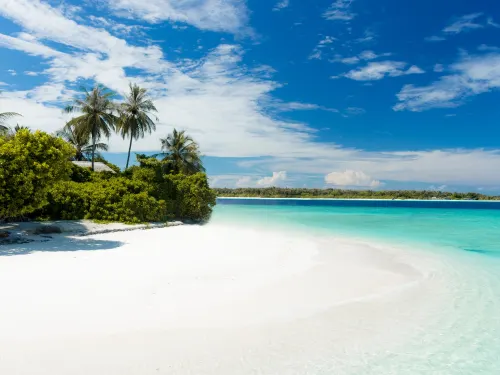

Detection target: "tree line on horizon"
[214, 187, 499, 200]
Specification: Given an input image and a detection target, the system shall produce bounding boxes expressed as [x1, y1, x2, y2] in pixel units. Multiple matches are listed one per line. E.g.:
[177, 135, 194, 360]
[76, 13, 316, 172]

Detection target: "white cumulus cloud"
[325, 170, 381, 187]
[257, 171, 287, 187]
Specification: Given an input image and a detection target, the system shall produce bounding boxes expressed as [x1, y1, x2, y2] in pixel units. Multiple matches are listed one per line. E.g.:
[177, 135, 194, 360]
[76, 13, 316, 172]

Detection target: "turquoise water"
[213, 203, 500, 256]
[212, 200, 500, 374]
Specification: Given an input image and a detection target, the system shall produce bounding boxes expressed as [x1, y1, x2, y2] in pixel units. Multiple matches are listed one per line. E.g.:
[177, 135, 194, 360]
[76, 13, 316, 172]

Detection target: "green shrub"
[119, 193, 167, 223]
[0, 130, 74, 220]
[41, 177, 168, 223]
[44, 181, 90, 220]
[164, 173, 216, 222]
[69, 164, 92, 183]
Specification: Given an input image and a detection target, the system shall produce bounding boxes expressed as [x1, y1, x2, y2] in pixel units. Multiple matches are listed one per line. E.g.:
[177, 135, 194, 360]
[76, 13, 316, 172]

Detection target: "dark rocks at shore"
[34, 225, 62, 235]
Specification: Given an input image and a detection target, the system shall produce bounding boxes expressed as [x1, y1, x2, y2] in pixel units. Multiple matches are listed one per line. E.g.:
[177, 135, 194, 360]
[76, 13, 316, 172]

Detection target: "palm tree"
[118, 83, 158, 169]
[0, 112, 21, 134]
[160, 129, 205, 174]
[64, 85, 118, 171]
[56, 123, 109, 161]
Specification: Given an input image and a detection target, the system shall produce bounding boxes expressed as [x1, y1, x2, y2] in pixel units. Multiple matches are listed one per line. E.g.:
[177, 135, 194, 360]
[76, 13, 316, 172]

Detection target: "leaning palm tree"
[118, 83, 158, 169]
[64, 85, 118, 171]
[0, 112, 21, 134]
[56, 123, 109, 161]
[159, 129, 205, 174]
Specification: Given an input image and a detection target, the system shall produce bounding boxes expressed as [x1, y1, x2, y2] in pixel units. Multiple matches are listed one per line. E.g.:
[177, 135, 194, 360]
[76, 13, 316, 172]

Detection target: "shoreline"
[217, 196, 498, 202]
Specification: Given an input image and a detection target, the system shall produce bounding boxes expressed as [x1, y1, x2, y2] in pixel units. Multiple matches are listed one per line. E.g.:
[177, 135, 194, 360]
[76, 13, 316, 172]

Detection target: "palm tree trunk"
[91, 128, 96, 172]
[126, 136, 133, 170]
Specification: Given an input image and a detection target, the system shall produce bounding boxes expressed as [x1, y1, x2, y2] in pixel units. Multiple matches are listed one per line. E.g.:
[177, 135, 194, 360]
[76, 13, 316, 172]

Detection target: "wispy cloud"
[344, 107, 366, 116]
[433, 64, 444, 72]
[443, 13, 484, 34]
[273, 0, 290, 11]
[7, 69, 16, 76]
[354, 29, 376, 43]
[268, 100, 338, 113]
[488, 17, 500, 28]
[426, 13, 496, 42]
[338, 61, 424, 81]
[478, 44, 500, 52]
[394, 52, 500, 112]
[308, 36, 335, 60]
[102, 0, 250, 35]
[331, 50, 391, 65]
[425, 35, 446, 42]
[323, 0, 356, 21]
[87, 15, 148, 37]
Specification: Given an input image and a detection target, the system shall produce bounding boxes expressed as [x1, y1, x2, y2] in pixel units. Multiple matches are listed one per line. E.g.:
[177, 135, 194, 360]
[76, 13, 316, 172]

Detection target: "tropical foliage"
[0, 83, 215, 224]
[56, 123, 109, 161]
[64, 85, 118, 171]
[40, 177, 168, 223]
[160, 129, 205, 174]
[118, 83, 158, 169]
[0, 112, 22, 134]
[36, 158, 216, 223]
[0, 129, 75, 220]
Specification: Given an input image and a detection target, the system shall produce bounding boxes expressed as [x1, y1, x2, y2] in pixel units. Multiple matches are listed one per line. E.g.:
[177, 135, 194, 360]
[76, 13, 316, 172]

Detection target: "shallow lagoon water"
[213, 199, 500, 374]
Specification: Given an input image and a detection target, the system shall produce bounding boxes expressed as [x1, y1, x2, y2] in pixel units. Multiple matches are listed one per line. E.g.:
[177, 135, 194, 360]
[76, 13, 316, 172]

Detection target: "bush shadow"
[0, 237, 124, 257]
[0, 220, 125, 257]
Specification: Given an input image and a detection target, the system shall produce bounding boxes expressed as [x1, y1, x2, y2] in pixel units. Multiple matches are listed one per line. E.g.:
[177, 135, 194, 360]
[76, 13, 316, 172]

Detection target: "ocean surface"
[212, 198, 500, 374]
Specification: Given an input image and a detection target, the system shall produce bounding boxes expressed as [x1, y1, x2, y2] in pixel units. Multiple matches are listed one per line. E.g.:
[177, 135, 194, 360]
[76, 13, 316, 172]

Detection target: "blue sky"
[1, 0, 500, 192]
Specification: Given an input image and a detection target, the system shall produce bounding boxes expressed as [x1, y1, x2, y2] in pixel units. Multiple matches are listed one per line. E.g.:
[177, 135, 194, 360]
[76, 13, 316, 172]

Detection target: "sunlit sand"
[0, 224, 446, 374]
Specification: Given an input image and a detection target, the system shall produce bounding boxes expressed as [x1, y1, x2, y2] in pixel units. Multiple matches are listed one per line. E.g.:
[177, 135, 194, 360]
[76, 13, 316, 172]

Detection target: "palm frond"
[0, 112, 22, 125]
[160, 128, 205, 174]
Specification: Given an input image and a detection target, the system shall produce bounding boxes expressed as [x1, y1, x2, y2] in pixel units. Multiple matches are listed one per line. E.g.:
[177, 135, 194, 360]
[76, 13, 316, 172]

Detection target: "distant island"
[214, 188, 499, 201]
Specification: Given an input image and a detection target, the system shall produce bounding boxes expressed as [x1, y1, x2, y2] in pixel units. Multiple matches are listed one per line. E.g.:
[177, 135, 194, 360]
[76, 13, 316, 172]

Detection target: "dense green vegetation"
[0, 84, 216, 223]
[214, 188, 499, 200]
[0, 130, 75, 220]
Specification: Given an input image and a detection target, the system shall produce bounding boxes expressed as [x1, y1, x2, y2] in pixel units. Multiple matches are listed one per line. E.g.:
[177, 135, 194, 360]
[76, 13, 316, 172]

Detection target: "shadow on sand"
[0, 237, 124, 257]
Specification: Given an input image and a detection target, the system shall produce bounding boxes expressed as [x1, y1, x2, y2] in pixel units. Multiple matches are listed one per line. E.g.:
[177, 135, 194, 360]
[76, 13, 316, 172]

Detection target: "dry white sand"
[0, 224, 447, 374]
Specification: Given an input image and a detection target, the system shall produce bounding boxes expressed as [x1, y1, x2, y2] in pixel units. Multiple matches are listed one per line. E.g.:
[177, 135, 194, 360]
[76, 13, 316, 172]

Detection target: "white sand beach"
[0, 223, 447, 375]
